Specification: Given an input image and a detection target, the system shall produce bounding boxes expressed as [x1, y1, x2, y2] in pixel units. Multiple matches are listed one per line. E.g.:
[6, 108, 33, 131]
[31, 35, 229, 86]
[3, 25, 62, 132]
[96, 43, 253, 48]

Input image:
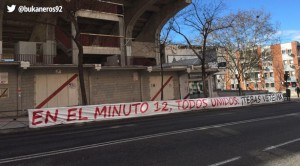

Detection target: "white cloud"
[276, 30, 300, 42]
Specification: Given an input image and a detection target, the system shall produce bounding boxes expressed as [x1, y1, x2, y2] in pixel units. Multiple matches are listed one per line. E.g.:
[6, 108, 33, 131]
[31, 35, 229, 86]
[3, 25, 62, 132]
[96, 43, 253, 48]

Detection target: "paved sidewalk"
[291, 96, 300, 102]
[0, 115, 29, 134]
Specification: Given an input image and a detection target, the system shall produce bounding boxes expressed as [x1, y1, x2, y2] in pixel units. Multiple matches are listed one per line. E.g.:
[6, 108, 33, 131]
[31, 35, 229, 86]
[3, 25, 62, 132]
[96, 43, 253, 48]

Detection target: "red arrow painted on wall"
[35, 74, 78, 109]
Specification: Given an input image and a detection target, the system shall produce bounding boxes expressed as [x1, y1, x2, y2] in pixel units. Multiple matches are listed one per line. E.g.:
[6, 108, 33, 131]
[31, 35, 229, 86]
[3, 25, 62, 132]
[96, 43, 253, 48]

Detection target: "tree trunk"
[202, 36, 208, 98]
[75, 40, 88, 105]
[202, 62, 208, 98]
[236, 75, 242, 96]
[60, 0, 88, 105]
[160, 44, 164, 100]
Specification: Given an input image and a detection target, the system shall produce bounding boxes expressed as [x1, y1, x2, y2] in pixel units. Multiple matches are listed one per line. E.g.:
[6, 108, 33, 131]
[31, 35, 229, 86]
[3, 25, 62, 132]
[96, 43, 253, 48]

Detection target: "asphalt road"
[1, 101, 300, 166]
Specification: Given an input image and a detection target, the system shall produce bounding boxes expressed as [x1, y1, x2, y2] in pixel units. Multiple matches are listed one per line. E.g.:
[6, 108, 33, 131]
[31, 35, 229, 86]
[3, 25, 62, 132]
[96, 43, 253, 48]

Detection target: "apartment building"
[227, 41, 300, 93]
[165, 42, 300, 95]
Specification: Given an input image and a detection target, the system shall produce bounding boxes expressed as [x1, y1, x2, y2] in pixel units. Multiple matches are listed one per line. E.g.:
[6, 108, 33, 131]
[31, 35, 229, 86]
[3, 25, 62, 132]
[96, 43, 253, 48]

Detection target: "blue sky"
[226, 0, 300, 43]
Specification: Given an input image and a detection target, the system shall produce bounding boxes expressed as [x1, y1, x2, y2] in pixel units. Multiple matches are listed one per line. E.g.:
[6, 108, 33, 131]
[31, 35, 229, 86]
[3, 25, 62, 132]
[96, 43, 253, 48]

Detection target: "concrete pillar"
[45, 18, 56, 41]
[0, 1, 5, 59]
[119, 16, 126, 66]
[125, 42, 132, 65]
[124, 0, 158, 65]
[71, 23, 78, 65]
[30, 15, 56, 42]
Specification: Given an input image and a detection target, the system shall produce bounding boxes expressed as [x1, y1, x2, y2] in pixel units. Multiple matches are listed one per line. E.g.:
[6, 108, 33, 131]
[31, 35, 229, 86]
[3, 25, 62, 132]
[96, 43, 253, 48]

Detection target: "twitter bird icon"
[7, 5, 16, 13]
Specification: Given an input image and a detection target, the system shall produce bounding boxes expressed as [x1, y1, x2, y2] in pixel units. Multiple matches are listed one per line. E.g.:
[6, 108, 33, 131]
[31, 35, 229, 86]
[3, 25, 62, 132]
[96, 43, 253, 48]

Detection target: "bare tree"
[171, 0, 231, 97]
[58, 0, 98, 105]
[159, 19, 175, 100]
[213, 10, 278, 95]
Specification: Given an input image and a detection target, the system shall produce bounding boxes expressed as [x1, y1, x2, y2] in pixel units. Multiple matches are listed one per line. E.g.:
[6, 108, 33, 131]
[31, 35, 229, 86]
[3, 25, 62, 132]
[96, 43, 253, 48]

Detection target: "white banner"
[28, 93, 284, 128]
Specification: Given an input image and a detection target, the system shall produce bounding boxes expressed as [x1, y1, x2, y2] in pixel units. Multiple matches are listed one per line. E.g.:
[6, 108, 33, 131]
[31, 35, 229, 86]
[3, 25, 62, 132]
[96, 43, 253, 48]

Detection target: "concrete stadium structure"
[0, 0, 196, 116]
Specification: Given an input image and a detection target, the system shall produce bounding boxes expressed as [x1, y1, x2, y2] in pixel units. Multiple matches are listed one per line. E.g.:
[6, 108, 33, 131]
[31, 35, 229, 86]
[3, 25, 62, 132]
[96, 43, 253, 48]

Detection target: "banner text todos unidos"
[28, 93, 284, 128]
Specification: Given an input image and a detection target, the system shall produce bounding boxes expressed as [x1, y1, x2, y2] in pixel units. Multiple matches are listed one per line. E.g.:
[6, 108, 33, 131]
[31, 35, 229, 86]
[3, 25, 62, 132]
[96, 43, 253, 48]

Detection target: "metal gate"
[149, 75, 174, 101]
[35, 74, 79, 108]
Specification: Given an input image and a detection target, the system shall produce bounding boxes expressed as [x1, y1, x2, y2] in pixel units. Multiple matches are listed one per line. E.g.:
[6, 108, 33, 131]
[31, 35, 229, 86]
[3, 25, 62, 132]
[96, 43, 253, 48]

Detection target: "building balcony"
[263, 66, 273, 72]
[80, 34, 120, 48]
[248, 79, 260, 83]
[15, 54, 55, 64]
[264, 77, 275, 83]
[79, 34, 121, 55]
[287, 76, 297, 82]
[284, 64, 295, 71]
[266, 87, 276, 92]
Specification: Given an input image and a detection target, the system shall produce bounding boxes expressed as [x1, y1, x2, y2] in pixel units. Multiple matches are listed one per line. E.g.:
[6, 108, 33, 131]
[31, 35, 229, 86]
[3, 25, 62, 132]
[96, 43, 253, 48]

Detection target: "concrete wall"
[89, 70, 142, 104]
[21, 68, 79, 110]
[30, 21, 56, 42]
[131, 41, 157, 58]
[21, 70, 35, 111]
[172, 72, 180, 99]
[146, 71, 180, 100]
[89, 70, 180, 103]
[83, 46, 121, 55]
[0, 66, 183, 116]
[77, 10, 120, 21]
[140, 71, 150, 101]
[1, 65, 273, 117]
[15, 41, 37, 55]
[0, 66, 18, 116]
[0, 1, 4, 59]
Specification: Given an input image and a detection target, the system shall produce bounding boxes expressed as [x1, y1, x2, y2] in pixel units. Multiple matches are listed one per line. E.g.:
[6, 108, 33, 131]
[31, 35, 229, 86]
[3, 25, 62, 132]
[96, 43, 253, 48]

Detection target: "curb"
[0, 127, 30, 134]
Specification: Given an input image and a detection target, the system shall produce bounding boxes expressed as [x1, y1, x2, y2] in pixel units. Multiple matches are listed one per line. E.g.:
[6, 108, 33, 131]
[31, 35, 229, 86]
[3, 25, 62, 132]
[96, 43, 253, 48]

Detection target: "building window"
[284, 60, 288, 65]
[270, 72, 273, 77]
[288, 49, 292, 54]
[271, 83, 275, 87]
[282, 50, 286, 54]
[188, 81, 203, 98]
[264, 73, 268, 78]
[292, 82, 297, 87]
[290, 60, 294, 64]
[266, 83, 269, 88]
[257, 73, 260, 79]
[231, 84, 234, 89]
[291, 71, 295, 76]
